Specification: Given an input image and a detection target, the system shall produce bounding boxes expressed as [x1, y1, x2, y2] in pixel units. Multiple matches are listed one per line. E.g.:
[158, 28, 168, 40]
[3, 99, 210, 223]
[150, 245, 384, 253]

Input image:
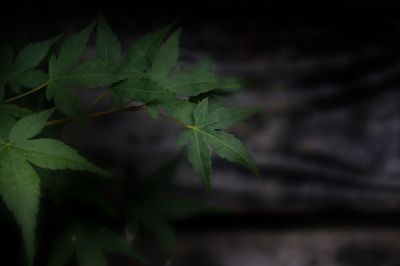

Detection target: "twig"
[2, 81, 49, 104]
[45, 104, 145, 127]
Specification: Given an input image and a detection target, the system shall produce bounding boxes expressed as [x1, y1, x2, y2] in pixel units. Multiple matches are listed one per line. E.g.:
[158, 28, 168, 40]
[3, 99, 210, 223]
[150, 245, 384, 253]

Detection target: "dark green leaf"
[0, 113, 16, 138]
[47, 54, 80, 117]
[17, 139, 109, 176]
[177, 130, 212, 190]
[160, 98, 196, 125]
[9, 108, 54, 141]
[112, 78, 172, 103]
[0, 104, 32, 118]
[198, 106, 261, 129]
[46, 78, 81, 118]
[150, 29, 181, 80]
[13, 36, 60, 72]
[0, 146, 40, 266]
[197, 128, 260, 177]
[50, 21, 95, 76]
[13, 69, 48, 88]
[64, 59, 123, 88]
[177, 98, 260, 189]
[96, 15, 121, 66]
[123, 23, 173, 73]
[145, 101, 161, 119]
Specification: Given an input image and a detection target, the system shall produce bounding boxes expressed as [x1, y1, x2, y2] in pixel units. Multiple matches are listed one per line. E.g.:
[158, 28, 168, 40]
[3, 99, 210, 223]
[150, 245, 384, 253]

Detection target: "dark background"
[3, 4, 400, 266]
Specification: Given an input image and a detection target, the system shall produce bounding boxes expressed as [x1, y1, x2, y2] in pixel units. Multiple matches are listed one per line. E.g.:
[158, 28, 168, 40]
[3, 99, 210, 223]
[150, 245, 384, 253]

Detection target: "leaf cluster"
[0, 15, 261, 266]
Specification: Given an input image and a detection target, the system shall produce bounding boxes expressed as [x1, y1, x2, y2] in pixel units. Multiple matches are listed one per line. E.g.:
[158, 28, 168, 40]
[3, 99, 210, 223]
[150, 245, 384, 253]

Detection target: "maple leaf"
[176, 98, 260, 190]
[48, 226, 146, 266]
[0, 37, 59, 91]
[0, 104, 32, 138]
[117, 30, 239, 120]
[111, 27, 179, 109]
[122, 22, 175, 74]
[0, 109, 109, 266]
[47, 18, 124, 117]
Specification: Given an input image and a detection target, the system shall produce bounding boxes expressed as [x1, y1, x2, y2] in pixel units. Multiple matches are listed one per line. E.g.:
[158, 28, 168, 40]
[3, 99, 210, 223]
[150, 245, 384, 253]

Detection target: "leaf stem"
[45, 103, 145, 127]
[85, 90, 109, 111]
[158, 112, 188, 128]
[2, 81, 49, 104]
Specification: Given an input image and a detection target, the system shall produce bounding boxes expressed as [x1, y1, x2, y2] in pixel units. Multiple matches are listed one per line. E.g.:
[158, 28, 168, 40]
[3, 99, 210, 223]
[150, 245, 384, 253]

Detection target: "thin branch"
[46, 99, 188, 129]
[2, 81, 49, 104]
[85, 90, 109, 111]
[45, 104, 145, 127]
[158, 112, 188, 128]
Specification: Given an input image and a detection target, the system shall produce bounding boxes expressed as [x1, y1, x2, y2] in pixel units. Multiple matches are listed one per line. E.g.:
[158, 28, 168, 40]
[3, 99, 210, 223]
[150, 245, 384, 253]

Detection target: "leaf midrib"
[192, 127, 251, 171]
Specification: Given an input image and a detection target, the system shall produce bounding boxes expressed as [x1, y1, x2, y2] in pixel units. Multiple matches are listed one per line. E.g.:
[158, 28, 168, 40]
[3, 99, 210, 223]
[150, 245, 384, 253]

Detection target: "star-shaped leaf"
[0, 37, 58, 92]
[0, 36, 59, 88]
[176, 98, 260, 190]
[0, 109, 109, 266]
[122, 22, 175, 74]
[47, 18, 124, 117]
[149, 29, 181, 80]
[47, 21, 96, 117]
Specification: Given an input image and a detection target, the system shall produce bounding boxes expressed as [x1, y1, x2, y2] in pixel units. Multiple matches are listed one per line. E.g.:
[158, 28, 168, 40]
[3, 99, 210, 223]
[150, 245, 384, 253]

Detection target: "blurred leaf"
[0, 36, 59, 85]
[49, 226, 147, 266]
[48, 232, 75, 266]
[141, 217, 176, 252]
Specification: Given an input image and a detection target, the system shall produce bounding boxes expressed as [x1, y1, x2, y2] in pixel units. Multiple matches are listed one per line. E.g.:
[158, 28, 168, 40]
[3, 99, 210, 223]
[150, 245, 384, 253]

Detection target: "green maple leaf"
[110, 20, 177, 104]
[149, 29, 181, 80]
[47, 17, 124, 117]
[67, 15, 124, 88]
[111, 29, 180, 106]
[46, 21, 95, 117]
[112, 22, 238, 123]
[96, 14, 121, 67]
[0, 37, 59, 91]
[111, 78, 172, 104]
[176, 98, 260, 190]
[0, 103, 32, 138]
[160, 98, 196, 124]
[48, 226, 146, 266]
[0, 109, 109, 266]
[122, 22, 175, 74]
